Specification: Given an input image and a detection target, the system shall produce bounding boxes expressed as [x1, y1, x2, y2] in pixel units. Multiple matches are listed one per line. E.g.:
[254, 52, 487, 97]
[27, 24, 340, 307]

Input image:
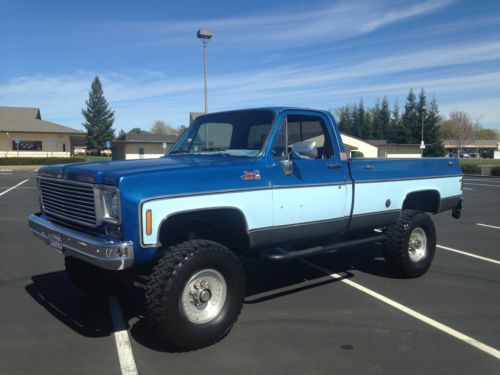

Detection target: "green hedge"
[461, 164, 481, 174]
[351, 151, 365, 158]
[0, 157, 86, 166]
[491, 166, 500, 176]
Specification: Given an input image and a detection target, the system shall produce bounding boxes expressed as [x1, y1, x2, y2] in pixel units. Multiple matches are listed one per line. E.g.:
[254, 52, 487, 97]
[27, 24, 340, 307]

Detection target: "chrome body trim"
[352, 174, 463, 184]
[28, 213, 133, 270]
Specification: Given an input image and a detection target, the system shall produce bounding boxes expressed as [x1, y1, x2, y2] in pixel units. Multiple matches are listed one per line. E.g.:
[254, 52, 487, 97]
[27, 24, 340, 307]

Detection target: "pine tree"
[389, 100, 410, 143]
[423, 96, 446, 156]
[82, 76, 115, 150]
[380, 96, 391, 140]
[402, 89, 418, 143]
[371, 99, 382, 139]
[118, 129, 126, 138]
[336, 106, 353, 135]
[355, 99, 371, 139]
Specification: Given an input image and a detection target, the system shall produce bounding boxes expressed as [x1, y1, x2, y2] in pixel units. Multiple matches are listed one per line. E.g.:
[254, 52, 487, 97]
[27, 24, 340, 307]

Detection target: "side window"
[272, 115, 333, 159]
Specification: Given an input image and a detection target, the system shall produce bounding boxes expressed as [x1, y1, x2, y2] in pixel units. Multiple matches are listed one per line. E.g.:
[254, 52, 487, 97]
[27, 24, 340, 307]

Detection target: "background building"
[368, 140, 422, 158]
[443, 139, 500, 158]
[112, 133, 178, 160]
[0, 106, 85, 157]
[340, 134, 422, 158]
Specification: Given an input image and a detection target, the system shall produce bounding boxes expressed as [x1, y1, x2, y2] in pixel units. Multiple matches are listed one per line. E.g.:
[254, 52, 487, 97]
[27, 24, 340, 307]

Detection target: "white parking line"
[437, 245, 500, 265]
[463, 183, 500, 188]
[462, 188, 473, 190]
[477, 223, 500, 230]
[0, 179, 29, 197]
[464, 178, 500, 182]
[300, 259, 500, 360]
[108, 296, 139, 375]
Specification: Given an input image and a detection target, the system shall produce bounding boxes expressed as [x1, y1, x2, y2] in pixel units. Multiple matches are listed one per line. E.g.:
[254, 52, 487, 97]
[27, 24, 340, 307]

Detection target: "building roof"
[0, 106, 84, 135]
[366, 139, 388, 146]
[343, 144, 358, 151]
[113, 133, 178, 144]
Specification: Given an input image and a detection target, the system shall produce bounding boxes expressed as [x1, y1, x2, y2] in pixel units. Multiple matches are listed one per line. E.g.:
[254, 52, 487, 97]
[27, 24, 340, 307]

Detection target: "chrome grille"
[39, 177, 97, 227]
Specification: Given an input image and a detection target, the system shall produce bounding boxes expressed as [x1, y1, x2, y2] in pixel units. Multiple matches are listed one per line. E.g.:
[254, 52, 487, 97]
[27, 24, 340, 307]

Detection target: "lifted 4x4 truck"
[29, 108, 463, 350]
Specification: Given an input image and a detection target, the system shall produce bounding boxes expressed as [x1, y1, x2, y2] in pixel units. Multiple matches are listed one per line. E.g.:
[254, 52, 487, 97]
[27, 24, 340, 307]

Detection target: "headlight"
[100, 187, 120, 224]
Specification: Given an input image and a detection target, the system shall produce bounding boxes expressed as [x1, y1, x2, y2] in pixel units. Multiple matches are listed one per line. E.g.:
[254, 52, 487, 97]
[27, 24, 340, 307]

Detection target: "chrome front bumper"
[28, 213, 134, 270]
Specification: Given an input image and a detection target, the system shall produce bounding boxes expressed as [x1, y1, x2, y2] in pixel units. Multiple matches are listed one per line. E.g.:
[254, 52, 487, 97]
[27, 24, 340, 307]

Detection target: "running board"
[260, 234, 387, 261]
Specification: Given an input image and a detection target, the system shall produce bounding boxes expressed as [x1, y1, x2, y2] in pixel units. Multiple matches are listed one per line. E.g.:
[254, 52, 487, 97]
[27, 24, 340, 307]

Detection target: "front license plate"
[48, 232, 63, 252]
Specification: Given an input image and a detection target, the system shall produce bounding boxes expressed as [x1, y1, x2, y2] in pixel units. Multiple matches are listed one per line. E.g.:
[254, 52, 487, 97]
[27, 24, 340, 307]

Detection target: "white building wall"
[0, 133, 72, 157]
[124, 143, 166, 160]
[340, 134, 378, 157]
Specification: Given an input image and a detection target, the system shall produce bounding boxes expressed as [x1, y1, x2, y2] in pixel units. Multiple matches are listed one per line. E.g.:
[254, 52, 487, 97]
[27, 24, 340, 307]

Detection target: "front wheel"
[145, 240, 245, 350]
[383, 210, 436, 278]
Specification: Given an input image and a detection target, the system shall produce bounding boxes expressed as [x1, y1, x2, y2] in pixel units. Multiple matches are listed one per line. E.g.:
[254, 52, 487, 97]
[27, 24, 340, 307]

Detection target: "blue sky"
[1, 0, 499, 132]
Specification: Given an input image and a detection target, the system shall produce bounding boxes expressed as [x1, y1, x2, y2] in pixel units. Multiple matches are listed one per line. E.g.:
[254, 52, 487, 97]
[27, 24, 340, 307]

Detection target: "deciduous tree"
[151, 120, 178, 136]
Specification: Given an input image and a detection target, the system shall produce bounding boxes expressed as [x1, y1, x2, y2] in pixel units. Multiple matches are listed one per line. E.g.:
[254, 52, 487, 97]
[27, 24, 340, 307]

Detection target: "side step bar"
[260, 234, 387, 261]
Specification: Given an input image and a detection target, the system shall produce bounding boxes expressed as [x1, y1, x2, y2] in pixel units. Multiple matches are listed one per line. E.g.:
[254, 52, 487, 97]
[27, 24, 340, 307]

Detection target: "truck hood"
[38, 155, 259, 185]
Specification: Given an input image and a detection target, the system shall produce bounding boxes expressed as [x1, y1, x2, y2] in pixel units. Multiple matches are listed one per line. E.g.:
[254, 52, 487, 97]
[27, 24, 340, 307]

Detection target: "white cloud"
[107, 0, 455, 48]
[1, 35, 499, 131]
[362, 0, 454, 32]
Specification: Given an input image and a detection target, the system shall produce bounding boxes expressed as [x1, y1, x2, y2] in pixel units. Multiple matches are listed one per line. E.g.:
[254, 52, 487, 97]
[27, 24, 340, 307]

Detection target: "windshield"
[169, 109, 275, 157]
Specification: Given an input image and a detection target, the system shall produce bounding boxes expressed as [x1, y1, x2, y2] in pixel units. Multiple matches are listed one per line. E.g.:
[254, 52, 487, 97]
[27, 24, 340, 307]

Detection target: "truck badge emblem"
[241, 170, 261, 181]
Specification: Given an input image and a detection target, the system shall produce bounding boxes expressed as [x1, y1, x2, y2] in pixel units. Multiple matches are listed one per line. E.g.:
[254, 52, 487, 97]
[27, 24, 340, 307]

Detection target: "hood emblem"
[241, 170, 261, 181]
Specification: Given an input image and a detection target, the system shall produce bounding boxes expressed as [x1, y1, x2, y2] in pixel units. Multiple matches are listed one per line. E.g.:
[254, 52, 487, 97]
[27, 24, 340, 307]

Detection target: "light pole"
[197, 29, 213, 113]
[420, 105, 426, 156]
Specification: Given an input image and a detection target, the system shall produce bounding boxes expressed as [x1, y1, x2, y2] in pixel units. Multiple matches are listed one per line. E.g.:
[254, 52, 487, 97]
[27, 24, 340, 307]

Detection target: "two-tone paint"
[34, 107, 463, 269]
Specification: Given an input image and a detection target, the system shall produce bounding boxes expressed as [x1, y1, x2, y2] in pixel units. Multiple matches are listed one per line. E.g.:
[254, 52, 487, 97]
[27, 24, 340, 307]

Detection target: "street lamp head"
[197, 29, 214, 40]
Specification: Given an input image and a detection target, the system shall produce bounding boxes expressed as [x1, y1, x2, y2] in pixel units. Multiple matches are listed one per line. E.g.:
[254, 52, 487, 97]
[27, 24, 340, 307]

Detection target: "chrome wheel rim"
[408, 227, 427, 262]
[181, 269, 227, 324]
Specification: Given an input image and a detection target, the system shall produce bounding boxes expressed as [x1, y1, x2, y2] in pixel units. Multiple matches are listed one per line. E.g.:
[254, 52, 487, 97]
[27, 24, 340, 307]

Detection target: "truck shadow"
[25, 243, 397, 351]
[25, 271, 113, 338]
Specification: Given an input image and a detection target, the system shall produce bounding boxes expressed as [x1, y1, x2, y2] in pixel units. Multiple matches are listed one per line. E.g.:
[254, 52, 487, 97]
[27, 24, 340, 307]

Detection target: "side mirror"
[280, 159, 293, 176]
[291, 140, 318, 159]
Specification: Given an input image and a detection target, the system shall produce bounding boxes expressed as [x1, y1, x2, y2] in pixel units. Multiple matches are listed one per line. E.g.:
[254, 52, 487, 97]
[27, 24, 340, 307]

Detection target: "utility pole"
[197, 29, 214, 113]
[420, 104, 425, 157]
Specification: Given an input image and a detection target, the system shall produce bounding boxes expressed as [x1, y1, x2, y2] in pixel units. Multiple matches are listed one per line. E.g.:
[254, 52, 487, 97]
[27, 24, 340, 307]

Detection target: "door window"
[272, 115, 333, 159]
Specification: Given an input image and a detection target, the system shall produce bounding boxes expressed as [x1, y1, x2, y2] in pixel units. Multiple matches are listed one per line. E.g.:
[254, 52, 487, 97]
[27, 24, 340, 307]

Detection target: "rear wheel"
[384, 210, 436, 278]
[64, 256, 124, 297]
[145, 239, 245, 350]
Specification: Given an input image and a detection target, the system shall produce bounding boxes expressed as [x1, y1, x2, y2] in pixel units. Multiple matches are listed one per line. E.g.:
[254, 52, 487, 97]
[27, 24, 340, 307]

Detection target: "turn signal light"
[146, 209, 152, 236]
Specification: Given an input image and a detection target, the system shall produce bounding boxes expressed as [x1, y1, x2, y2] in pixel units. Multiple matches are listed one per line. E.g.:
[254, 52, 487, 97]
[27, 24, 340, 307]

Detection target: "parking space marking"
[108, 296, 139, 375]
[300, 259, 500, 360]
[437, 245, 500, 265]
[477, 223, 500, 230]
[463, 183, 500, 188]
[463, 188, 473, 190]
[464, 178, 500, 182]
[0, 179, 29, 197]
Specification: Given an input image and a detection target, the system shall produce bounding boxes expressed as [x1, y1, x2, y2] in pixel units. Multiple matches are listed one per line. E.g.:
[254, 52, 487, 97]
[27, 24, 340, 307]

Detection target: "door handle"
[364, 164, 375, 170]
[326, 163, 342, 169]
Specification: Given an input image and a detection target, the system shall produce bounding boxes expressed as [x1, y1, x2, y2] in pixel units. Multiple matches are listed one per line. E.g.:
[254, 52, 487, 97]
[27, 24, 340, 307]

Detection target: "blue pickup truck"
[29, 107, 463, 349]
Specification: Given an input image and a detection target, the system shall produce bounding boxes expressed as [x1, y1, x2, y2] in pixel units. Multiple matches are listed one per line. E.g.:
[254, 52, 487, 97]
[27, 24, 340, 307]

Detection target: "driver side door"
[270, 112, 350, 243]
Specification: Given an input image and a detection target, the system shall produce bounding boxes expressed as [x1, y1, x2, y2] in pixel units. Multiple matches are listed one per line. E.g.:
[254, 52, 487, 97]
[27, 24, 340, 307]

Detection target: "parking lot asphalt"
[0, 171, 499, 374]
